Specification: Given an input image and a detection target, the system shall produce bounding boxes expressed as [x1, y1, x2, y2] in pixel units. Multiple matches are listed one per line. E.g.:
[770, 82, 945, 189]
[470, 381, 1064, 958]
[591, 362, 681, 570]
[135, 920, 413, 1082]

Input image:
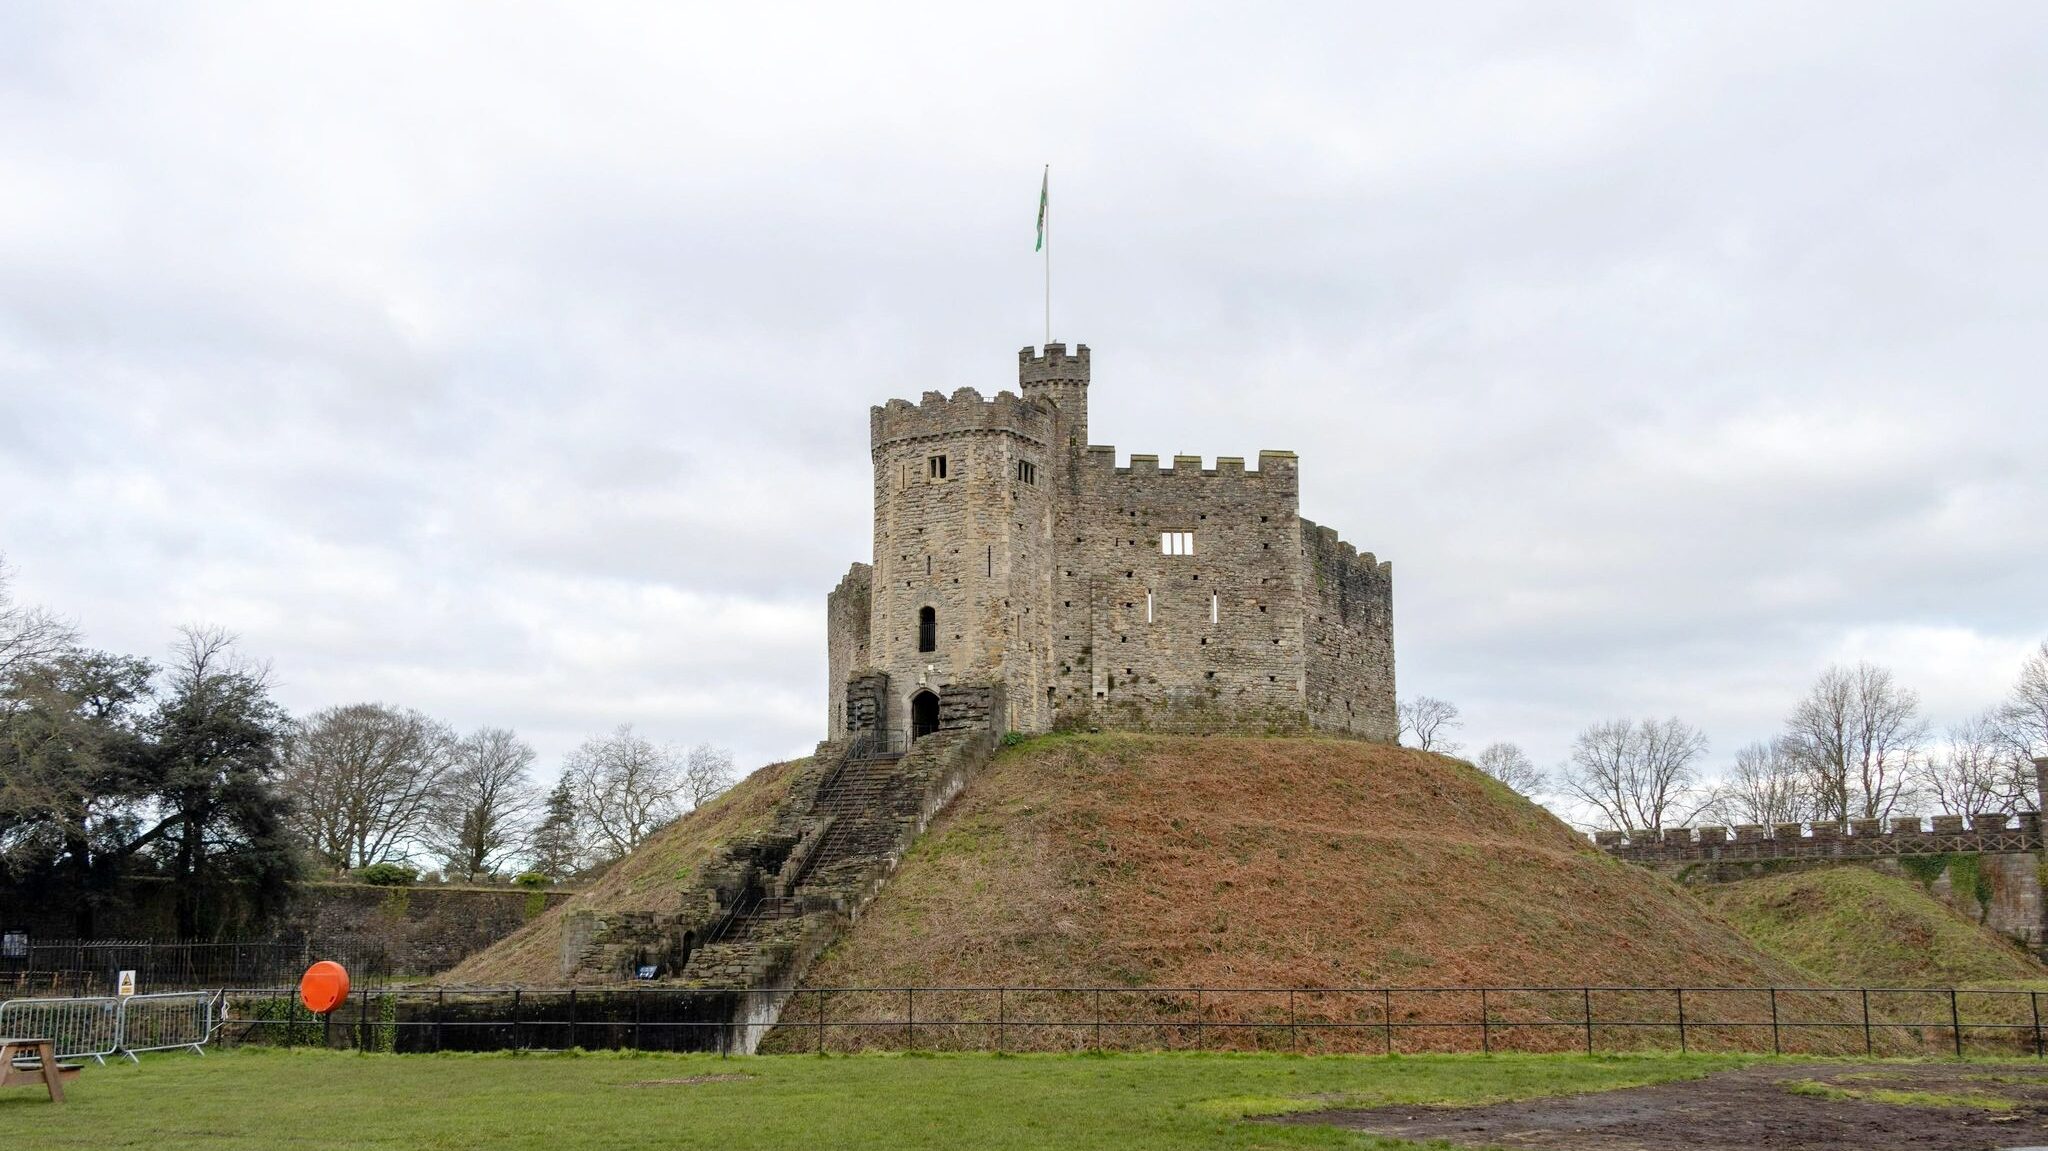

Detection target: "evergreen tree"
[528, 777, 583, 880]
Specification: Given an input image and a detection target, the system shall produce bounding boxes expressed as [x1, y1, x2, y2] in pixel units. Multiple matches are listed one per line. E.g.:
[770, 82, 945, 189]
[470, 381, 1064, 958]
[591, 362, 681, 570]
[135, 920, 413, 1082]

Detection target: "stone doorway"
[910, 690, 940, 741]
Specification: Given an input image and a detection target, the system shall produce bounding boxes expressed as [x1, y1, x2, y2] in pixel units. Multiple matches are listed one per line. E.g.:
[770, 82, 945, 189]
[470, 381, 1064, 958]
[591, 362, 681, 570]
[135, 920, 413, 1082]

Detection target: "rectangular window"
[928, 454, 948, 480]
[1015, 459, 1037, 485]
[1160, 531, 1194, 556]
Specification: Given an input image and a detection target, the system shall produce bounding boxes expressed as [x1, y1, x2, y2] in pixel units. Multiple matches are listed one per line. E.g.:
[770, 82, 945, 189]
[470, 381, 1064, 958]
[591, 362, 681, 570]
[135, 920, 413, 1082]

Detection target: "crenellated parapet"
[1082, 446, 1299, 481]
[1018, 342, 1090, 387]
[1596, 811, 2044, 863]
[1301, 519, 1393, 583]
[870, 387, 1053, 451]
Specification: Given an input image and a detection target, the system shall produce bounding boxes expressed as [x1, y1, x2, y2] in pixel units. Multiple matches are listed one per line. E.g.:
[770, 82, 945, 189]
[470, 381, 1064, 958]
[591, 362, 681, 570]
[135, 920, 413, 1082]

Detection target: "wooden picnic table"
[0, 1038, 77, 1103]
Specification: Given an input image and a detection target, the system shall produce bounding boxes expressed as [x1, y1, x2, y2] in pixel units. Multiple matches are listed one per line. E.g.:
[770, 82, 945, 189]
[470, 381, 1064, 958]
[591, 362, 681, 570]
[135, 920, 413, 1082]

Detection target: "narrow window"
[1210, 593, 1219, 624]
[926, 555, 932, 576]
[1015, 459, 1037, 485]
[1160, 531, 1194, 556]
[1145, 591, 1154, 623]
[918, 607, 936, 653]
[928, 454, 948, 480]
[986, 545, 992, 577]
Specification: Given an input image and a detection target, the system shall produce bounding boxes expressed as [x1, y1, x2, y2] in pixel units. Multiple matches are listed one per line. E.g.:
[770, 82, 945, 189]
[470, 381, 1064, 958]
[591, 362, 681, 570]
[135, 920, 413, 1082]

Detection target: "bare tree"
[1398, 696, 1463, 754]
[1782, 662, 1928, 821]
[427, 727, 540, 881]
[1916, 711, 2028, 816]
[1471, 742, 1545, 795]
[1556, 717, 1711, 833]
[680, 743, 737, 810]
[564, 725, 681, 861]
[1705, 739, 1812, 827]
[0, 555, 76, 688]
[2004, 640, 2048, 762]
[280, 703, 458, 872]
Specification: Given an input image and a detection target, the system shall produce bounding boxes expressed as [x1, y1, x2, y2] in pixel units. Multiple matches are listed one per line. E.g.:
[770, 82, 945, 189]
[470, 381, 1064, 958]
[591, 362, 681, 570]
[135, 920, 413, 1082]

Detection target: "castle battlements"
[1595, 812, 2043, 865]
[1018, 342, 1091, 387]
[1304, 521, 1391, 576]
[870, 387, 1052, 449]
[1083, 446, 1299, 479]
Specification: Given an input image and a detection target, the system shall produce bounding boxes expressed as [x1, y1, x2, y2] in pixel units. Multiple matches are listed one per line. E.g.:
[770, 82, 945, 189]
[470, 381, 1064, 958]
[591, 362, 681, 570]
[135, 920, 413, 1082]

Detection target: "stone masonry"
[826, 342, 1395, 745]
[557, 686, 1004, 1051]
[1597, 757, 2048, 955]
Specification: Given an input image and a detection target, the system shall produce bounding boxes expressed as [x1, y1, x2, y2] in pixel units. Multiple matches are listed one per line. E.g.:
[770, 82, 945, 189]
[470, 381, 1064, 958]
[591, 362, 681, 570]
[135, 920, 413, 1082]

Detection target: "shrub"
[354, 862, 419, 887]
[513, 871, 551, 890]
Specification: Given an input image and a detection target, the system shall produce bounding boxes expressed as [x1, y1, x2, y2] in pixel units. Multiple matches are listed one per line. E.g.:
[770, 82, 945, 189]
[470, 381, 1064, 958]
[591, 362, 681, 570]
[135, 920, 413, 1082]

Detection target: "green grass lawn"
[4, 1048, 1765, 1151]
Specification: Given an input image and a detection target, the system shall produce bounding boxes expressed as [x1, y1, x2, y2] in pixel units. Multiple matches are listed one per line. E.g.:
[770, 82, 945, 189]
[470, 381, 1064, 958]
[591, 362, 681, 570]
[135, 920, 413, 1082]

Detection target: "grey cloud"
[2, 1, 2043, 782]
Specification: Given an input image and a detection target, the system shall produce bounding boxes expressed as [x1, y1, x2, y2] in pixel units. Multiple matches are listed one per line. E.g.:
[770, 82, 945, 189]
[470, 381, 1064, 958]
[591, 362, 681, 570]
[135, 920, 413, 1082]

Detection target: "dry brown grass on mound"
[442, 756, 808, 986]
[791, 734, 1817, 995]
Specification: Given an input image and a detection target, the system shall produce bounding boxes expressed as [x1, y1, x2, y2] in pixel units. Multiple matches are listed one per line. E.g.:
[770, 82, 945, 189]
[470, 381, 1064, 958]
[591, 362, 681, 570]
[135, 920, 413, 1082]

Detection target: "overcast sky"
[2, 3, 2043, 794]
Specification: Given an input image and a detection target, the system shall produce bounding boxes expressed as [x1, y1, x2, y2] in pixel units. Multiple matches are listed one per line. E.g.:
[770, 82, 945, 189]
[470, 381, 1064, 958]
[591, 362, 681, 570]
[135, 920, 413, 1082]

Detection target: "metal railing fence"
[0, 938, 389, 997]
[215, 984, 2048, 1059]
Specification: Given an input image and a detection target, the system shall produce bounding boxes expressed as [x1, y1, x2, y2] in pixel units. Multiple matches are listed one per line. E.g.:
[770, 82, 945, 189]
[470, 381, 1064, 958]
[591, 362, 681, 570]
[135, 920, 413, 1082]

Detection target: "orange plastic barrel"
[299, 960, 351, 1014]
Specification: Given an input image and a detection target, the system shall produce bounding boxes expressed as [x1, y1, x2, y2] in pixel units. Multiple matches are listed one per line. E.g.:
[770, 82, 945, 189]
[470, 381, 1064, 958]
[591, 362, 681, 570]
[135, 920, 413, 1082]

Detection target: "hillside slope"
[788, 734, 1811, 991]
[444, 755, 808, 985]
[1695, 865, 2048, 986]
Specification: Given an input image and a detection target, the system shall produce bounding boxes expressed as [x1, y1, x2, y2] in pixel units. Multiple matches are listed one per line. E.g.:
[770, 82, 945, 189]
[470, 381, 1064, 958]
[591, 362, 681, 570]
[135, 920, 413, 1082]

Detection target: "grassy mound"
[790, 734, 1809, 990]
[1694, 864, 2047, 986]
[443, 755, 809, 985]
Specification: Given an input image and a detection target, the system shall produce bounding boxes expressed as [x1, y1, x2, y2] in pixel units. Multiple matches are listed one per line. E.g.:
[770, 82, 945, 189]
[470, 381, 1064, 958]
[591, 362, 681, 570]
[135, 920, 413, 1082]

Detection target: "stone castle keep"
[826, 342, 1395, 744]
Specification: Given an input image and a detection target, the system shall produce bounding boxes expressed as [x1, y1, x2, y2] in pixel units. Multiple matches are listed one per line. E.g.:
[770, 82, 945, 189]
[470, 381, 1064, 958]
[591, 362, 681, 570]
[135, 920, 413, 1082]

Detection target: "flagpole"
[1043, 164, 1051, 346]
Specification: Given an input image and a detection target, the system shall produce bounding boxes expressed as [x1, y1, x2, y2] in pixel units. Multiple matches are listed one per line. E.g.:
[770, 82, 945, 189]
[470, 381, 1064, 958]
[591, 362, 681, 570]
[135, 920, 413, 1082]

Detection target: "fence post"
[568, 988, 577, 1051]
[1675, 989, 1685, 1054]
[1480, 989, 1489, 1055]
[1951, 989, 1962, 1058]
[998, 988, 1006, 1053]
[1095, 988, 1103, 1052]
[514, 989, 523, 1051]
[906, 988, 914, 1050]
[1195, 987, 1203, 1051]
[357, 985, 367, 1051]
[1382, 988, 1392, 1056]
[436, 988, 445, 1053]
[817, 989, 826, 1055]
[1861, 989, 1871, 1056]
[629, 989, 638, 1050]
[1768, 989, 1779, 1055]
[1289, 989, 1297, 1053]
[2034, 991, 2042, 1059]
[1583, 988, 1593, 1054]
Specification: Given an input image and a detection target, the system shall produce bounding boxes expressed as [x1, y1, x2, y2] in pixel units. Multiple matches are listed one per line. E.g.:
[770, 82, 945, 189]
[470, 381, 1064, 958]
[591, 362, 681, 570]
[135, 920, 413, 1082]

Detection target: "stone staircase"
[552, 682, 1004, 1051]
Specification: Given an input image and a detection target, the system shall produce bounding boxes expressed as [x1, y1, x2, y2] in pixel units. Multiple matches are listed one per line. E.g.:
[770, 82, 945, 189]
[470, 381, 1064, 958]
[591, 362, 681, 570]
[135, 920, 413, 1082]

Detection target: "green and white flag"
[1035, 166, 1048, 251]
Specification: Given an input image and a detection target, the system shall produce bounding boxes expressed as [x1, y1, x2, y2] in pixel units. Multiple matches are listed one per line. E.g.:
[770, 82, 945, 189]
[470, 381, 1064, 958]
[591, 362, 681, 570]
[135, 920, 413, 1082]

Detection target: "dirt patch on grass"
[1273, 1062, 2048, 1150]
[624, 1074, 753, 1087]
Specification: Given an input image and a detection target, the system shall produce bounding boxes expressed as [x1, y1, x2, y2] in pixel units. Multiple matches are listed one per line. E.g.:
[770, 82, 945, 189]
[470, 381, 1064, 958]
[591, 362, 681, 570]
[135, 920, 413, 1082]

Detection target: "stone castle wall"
[1055, 448, 1315, 731]
[825, 563, 871, 734]
[1301, 520, 1397, 740]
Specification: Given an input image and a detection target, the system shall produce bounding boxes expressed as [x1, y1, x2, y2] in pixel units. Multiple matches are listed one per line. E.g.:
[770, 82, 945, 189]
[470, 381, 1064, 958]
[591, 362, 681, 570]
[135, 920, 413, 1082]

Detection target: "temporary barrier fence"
[0, 995, 123, 1063]
[0, 990, 222, 1062]
[115, 991, 221, 1056]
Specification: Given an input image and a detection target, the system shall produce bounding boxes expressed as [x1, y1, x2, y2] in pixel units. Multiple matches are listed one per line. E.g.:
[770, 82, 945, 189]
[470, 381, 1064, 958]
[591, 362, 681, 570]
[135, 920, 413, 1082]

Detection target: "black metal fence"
[1, 938, 391, 997]
[216, 984, 2048, 1058]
